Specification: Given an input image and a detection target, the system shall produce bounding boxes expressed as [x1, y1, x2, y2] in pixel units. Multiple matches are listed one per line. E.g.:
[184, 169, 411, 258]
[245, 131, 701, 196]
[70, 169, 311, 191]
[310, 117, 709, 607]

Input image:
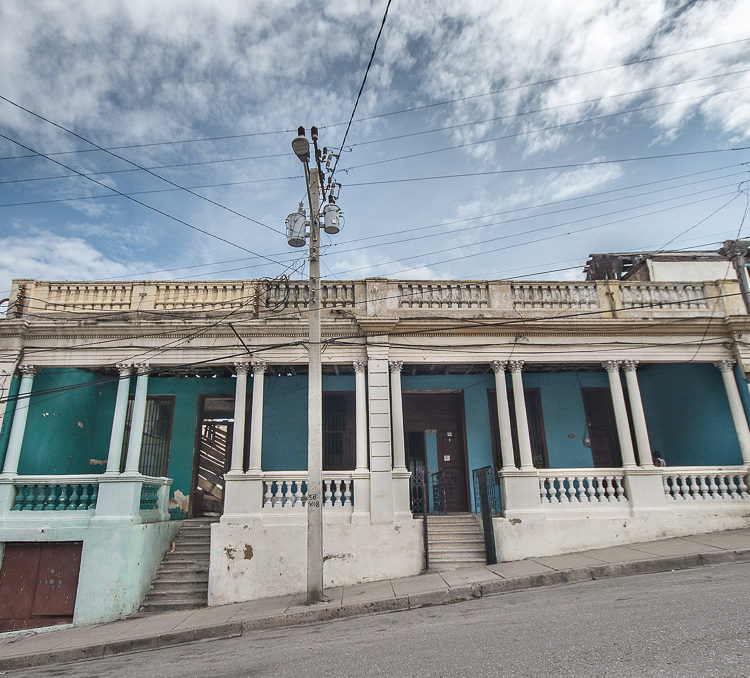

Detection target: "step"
[429, 548, 486, 557]
[164, 549, 211, 560]
[157, 560, 209, 576]
[145, 587, 208, 601]
[153, 572, 210, 583]
[426, 525, 483, 534]
[429, 555, 487, 564]
[141, 599, 207, 612]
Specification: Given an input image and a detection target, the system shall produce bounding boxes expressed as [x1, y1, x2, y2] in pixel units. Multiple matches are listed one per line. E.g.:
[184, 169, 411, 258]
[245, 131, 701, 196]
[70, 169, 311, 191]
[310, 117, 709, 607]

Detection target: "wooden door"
[581, 388, 623, 468]
[0, 542, 82, 631]
[403, 392, 469, 512]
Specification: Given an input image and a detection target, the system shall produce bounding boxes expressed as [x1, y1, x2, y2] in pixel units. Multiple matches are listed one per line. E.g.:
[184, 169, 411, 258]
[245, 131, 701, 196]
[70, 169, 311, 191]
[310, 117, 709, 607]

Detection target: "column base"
[392, 468, 412, 518]
[623, 468, 668, 509]
[498, 469, 541, 513]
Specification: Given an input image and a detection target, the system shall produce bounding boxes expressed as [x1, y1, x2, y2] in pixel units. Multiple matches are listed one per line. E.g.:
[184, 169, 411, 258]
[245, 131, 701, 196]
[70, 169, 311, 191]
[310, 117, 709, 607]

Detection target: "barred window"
[120, 396, 175, 477]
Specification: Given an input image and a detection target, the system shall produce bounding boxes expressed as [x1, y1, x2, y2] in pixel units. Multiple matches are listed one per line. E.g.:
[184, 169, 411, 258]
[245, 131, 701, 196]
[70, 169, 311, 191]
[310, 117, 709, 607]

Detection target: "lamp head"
[291, 129, 310, 163]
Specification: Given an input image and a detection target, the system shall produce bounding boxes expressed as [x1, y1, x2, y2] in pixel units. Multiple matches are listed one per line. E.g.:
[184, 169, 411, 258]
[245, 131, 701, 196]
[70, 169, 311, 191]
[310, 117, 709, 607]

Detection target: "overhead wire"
[0, 131, 289, 268]
[0, 94, 285, 235]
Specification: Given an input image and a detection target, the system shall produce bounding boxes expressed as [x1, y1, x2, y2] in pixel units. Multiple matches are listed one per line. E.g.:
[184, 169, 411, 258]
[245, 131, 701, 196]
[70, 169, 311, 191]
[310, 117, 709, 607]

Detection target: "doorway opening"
[403, 392, 469, 513]
[191, 396, 237, 517]
[581, 387, 623, 468]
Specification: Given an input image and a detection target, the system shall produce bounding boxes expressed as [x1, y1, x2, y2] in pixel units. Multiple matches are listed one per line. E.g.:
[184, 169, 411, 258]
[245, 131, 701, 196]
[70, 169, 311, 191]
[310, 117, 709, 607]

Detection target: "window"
[487, 388, 549, 468]
[120, 396, 175, 476]
[323, 392, 356, 471]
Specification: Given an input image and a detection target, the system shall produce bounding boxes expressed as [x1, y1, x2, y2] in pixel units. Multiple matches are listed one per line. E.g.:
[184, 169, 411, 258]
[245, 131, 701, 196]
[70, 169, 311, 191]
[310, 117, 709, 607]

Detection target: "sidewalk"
[2, 528, 750, 671]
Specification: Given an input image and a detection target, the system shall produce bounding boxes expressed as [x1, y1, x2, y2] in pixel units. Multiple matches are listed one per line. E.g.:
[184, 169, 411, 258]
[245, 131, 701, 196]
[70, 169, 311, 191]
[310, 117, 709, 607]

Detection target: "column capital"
[233, 361, 250, 376]
[602, 360, 621, 373]
[508, 360, 524, 373]
[353, 360, 367, 374]
[251, 360, 268, 375]
[715, 359, 736, 373]
[134, 362, 150, 376]
[17, 364, 39, 377]
[490, 360, 508, 374]
[388, 360, 404, 374]
[115, 362, 133, 377]
[621, 360, 639, 372]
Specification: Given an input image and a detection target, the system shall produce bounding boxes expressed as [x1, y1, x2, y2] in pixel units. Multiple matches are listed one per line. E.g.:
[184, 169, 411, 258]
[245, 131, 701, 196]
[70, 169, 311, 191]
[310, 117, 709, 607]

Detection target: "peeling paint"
[243, 545, 253, 560]
[224, 546, 236, 560]
[89, 458, 107, 466]
[509, 518, 522, 525]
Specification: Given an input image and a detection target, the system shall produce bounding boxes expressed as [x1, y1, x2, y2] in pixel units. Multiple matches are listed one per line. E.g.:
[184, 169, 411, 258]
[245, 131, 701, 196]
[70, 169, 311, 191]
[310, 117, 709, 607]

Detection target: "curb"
[3, 547, 749, 671]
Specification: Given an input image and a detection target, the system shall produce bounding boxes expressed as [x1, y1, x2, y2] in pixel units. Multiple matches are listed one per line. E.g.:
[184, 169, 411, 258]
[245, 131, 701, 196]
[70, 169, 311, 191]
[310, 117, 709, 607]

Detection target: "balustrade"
[539, 471, 627, 504]
[139, 482, 160, 510]
[261, 473, 354, 509]
[512, 283, 600, 310]
[619, 282, 710, 311]
[398, 282, 490, 309]
[661, 468, 750, 501]
[10, 478, 99, 511]
[10, 279, 736, 319]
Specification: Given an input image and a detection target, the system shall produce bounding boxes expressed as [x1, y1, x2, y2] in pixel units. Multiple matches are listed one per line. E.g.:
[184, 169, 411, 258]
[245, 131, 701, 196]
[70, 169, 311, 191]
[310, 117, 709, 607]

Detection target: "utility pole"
[288, 126, 343, 604]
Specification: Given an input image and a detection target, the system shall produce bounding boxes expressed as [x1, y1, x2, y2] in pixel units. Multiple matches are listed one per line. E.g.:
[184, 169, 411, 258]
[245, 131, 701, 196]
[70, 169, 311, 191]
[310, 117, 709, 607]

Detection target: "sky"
[1, 0, 749, 300]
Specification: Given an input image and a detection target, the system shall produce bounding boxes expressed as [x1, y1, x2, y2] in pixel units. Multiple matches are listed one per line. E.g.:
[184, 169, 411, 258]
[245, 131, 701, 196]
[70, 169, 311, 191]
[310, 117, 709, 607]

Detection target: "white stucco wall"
[493, 507, 750, 561]
[208, 516, 423, 606]
[648, 260, 736, 281]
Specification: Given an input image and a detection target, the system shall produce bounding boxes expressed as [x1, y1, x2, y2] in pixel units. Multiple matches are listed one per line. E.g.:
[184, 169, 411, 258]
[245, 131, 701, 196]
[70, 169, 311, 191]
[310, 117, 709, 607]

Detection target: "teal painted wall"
[639, 363, 743, 466]
[0, 375, 20, 470]
[4, 364, 743, 513]
[9, 369, 115, 475]
[260, 374, 355, 471]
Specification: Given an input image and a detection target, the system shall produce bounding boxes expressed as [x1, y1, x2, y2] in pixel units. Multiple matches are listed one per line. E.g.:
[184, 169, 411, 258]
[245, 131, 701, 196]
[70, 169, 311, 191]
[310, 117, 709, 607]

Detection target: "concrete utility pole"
[288, 126, 343, 604]
[290, 127, 324, 604]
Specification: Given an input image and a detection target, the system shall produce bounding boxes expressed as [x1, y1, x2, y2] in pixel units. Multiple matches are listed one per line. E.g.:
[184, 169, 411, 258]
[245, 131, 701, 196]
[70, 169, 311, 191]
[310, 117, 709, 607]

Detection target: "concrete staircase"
[427, 513, 487, 571]
[141, 518, 216, 613]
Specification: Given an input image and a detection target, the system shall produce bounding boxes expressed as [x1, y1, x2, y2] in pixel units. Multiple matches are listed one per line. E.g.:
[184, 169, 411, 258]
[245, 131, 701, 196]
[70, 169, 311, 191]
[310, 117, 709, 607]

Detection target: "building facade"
[1, 273, 750, 627]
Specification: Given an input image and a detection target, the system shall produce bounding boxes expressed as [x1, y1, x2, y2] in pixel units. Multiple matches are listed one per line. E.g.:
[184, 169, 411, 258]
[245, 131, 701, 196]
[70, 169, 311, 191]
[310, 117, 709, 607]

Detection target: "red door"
[0, 542, 82, 631]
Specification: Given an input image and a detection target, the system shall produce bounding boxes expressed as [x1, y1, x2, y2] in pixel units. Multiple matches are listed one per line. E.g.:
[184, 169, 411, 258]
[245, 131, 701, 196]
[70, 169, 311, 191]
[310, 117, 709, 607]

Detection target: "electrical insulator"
[286, 211, 308, 247]
[322, 203, 343, 235]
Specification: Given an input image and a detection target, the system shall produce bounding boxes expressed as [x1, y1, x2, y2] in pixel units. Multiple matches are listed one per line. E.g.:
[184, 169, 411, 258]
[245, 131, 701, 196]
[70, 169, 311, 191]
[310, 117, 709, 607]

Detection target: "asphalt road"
[9, 562, 750, 678]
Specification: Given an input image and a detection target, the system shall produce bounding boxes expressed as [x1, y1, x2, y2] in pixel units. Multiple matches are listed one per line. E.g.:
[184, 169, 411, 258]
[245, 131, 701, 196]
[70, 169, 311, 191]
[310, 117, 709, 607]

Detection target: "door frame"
[189, 393, 249, 518]
[402, 389, 470, 512]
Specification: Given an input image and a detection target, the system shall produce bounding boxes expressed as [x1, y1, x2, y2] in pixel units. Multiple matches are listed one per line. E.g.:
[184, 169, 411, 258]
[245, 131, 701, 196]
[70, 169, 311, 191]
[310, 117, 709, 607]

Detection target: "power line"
[341, 83, 750, 172]
[0, 95, 284, 235]
[341, 147, 750, 187]
[0, 131, 288, 266]
[340, 70, 750, 153]
[329, 0, 393, 184]
[325, 36, 750, 128]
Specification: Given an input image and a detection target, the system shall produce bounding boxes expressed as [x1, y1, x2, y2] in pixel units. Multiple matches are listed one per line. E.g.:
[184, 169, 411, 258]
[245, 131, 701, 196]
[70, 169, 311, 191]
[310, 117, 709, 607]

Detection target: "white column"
[490, 360, 516, 470]
[603, 361, 637, 468]
[123, 363, 149, 475]
[230, 362, 250, 473]
[389, 361, 407, 471]
[354, 361, 368, 472]
[716, 359, 750, 464]
[104, 363, 133, 475]
[622, 360, 654, 468]
[509, 361, 534, 470]
[247, 361, 267, 472]
[1, 364, 38, 476]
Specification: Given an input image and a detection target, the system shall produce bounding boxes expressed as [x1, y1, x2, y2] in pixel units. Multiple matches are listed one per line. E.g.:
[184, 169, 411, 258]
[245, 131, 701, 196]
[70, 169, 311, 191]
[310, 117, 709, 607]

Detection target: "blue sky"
[1, 0, 749, 298]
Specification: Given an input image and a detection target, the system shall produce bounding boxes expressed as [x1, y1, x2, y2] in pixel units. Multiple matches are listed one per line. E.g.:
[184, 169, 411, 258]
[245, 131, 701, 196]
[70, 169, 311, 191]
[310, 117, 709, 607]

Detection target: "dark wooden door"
[403, 392, 468, 512]
[581, 388, 623, 468]
[0, 542, 82, 631]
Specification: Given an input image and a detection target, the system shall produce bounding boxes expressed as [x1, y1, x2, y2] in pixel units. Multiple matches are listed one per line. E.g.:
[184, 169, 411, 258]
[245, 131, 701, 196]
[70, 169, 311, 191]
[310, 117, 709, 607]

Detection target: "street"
[8, 561, 749, 678]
